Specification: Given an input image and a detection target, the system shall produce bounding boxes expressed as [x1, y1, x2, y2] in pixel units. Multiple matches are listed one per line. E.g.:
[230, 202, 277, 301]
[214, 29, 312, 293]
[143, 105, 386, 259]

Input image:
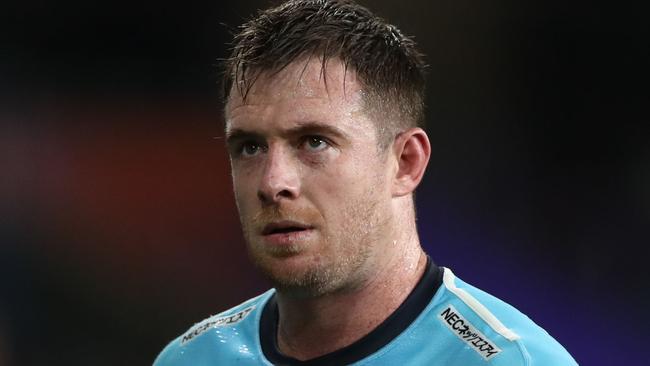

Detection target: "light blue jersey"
[155, 262, 577, 365]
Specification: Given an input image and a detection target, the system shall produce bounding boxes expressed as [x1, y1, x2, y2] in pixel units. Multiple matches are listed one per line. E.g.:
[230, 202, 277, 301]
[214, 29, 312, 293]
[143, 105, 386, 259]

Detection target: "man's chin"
[260, 244, 303, 258]
[251, 251, 316, 280]
[250, 254, 336, 297]
[268, 273, 336, 298]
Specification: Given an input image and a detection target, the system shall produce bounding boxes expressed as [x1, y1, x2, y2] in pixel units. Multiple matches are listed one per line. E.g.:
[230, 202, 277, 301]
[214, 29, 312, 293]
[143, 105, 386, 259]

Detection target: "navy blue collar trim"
[259, 256, 442, 365]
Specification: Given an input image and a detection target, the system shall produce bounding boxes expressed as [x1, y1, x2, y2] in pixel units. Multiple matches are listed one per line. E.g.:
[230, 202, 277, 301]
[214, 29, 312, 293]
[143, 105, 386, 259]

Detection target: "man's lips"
[261, 220, 314, 236]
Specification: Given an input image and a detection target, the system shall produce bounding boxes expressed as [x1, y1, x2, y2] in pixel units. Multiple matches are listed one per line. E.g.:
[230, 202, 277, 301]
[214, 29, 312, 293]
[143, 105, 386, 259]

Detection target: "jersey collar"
[259, 256, 443, 365]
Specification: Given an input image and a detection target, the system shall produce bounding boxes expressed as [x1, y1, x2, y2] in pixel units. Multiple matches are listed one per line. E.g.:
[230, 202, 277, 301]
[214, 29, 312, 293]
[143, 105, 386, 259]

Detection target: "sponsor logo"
[181, 306, 255, 345]
[438, 305, 501, 360]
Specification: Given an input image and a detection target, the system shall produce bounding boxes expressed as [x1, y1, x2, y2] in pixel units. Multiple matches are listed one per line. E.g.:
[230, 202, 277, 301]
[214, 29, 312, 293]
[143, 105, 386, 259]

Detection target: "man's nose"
[257, 145, 300, 204]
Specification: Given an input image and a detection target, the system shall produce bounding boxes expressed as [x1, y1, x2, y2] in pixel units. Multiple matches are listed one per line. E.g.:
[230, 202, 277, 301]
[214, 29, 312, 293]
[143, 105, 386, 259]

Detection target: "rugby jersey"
[154, 259, 577, 365]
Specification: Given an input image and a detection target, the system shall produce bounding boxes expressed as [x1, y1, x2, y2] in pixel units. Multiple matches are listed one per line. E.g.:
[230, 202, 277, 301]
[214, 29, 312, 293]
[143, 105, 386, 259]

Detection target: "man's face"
[225, 58, 395, 296]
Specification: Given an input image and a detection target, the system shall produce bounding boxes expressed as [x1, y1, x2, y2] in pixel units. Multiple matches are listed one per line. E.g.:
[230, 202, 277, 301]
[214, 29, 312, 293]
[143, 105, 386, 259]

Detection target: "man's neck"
[274, 245, 427, 361]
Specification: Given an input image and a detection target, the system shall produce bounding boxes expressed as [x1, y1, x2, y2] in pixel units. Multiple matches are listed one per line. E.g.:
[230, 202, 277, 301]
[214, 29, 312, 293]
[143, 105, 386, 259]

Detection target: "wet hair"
[223, 0, 427, 148]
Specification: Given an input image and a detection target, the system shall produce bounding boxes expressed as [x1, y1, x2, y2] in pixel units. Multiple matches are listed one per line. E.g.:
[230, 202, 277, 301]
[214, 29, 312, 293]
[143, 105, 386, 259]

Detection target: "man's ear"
[391, 128, 431, 197]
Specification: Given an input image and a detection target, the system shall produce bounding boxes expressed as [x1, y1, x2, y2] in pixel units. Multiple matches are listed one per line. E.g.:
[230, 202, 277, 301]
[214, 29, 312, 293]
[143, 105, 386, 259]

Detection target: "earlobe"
[391, 128, 431, 197]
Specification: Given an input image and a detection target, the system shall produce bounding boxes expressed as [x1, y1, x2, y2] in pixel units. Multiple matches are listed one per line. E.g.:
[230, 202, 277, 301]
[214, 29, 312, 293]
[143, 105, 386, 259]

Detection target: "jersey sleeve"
[515, 332, 578, 366]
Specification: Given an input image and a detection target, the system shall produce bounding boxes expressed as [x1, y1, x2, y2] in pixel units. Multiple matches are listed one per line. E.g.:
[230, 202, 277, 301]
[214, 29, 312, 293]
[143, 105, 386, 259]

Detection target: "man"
[155, 1, 577, 364]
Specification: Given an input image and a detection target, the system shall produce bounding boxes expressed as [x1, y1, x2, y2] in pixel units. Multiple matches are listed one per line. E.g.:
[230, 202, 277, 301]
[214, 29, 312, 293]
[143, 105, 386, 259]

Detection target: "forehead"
[225, 58, 374, 136]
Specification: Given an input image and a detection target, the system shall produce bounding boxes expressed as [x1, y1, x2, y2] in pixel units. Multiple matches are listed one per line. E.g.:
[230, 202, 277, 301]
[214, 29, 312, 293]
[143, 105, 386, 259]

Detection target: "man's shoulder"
[153, 289, 275, 366]
[428, 268, 578, 366]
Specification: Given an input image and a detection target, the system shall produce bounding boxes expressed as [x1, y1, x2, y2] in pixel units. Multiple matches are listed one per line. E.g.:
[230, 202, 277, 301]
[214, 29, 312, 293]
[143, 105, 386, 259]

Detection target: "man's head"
[223, 0, 430, 297]
[223, 0, 427, 148]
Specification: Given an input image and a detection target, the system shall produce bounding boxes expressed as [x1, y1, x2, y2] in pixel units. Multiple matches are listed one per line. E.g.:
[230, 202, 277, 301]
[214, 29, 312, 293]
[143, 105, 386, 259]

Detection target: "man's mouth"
[261, 221, 313, 236]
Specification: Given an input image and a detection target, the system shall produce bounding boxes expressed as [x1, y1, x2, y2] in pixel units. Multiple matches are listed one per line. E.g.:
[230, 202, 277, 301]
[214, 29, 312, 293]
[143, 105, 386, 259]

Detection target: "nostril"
[277, 189, 293, 198]
[258, 188, 295, 204]
[257, 190, 270, 204]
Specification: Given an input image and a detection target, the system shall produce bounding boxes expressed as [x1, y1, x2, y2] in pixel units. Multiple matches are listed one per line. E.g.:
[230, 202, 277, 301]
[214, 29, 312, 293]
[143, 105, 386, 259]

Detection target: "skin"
[225, 57, 432, 360]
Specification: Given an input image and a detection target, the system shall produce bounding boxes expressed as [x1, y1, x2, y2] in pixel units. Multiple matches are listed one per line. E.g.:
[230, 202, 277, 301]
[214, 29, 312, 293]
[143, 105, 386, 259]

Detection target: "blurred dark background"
[1, 0, 648, 365]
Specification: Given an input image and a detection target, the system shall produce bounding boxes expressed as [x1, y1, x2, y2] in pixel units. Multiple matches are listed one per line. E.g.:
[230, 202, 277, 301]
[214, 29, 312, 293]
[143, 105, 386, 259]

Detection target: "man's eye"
[302, 136, 329, 152]
[241, 142, 263, 157]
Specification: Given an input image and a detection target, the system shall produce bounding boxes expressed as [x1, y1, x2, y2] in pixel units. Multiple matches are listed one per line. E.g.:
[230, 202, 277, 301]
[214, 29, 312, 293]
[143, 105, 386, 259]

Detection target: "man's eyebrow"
[225, 129, 262, 145]
[226, 121, 350, 144]
[284, 122, 349, 141]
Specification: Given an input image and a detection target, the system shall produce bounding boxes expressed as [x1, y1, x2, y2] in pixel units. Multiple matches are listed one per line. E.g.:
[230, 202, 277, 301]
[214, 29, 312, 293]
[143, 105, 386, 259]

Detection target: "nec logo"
[438, 305, 501, 360]
[181, 306, 255, 345]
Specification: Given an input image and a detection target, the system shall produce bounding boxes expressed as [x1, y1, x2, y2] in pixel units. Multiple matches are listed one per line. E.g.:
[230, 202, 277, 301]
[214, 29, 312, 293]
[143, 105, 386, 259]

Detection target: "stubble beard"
[240, 190, 384, 298]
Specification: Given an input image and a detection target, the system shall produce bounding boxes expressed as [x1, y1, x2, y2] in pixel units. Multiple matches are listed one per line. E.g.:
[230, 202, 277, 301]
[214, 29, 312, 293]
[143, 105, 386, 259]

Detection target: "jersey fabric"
[154, 259, 577, 365]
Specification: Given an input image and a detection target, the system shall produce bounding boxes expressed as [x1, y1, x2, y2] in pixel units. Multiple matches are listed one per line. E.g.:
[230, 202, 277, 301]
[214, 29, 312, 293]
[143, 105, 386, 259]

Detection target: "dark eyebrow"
[225, 129, 263, 146]
[284, 122, 349, 142]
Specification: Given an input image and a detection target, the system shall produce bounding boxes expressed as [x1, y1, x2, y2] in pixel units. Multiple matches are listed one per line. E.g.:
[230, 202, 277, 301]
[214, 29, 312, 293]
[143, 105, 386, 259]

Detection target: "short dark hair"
[223, 0, 427, 147]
